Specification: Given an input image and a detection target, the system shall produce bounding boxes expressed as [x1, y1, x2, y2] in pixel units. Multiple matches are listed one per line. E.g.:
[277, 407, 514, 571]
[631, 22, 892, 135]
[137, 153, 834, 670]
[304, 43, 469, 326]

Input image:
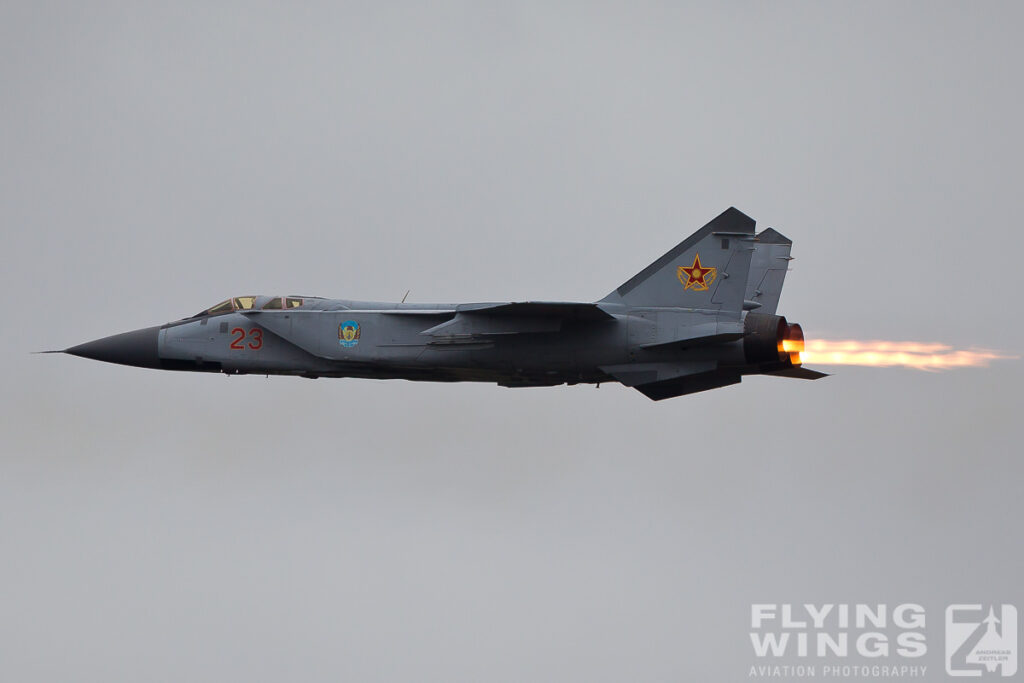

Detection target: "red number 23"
[230, 328, 263, 350]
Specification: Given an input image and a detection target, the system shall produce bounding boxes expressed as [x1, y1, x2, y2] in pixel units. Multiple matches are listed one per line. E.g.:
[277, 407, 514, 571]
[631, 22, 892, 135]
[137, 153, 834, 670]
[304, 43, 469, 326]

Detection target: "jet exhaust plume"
[800, 339, 1017, 371]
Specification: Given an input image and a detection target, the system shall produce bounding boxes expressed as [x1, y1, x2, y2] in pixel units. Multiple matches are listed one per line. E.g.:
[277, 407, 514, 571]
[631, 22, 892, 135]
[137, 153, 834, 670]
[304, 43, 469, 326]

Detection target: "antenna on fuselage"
[401, 290, 410, 304]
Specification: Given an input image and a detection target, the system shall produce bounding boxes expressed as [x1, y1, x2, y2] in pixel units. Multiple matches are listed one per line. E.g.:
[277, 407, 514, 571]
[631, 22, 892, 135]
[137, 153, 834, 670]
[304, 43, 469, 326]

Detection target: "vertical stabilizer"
[745, 228, 793, 315]
[600, 207, 756, 314]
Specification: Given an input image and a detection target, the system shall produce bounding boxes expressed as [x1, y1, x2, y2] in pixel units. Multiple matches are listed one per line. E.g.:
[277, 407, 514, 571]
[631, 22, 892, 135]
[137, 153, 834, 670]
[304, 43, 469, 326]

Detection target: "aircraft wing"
[454, 301, 615, 321]
[421, 302, 615, 338]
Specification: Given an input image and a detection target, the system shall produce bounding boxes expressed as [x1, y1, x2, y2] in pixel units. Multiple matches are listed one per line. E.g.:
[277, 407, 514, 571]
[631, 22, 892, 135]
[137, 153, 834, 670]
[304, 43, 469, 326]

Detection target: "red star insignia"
[677, 253, 717, 291]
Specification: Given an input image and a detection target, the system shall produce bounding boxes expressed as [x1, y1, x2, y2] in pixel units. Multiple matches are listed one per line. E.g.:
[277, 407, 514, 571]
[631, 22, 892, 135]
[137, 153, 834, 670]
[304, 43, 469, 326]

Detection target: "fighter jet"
[56, 207, 825, 400]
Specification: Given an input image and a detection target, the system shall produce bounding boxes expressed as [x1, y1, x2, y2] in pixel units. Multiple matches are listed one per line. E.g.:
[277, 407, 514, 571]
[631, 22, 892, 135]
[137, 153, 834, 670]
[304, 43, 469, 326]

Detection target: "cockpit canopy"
[194, 296, 305, 317]
[261, 297, 305, 310]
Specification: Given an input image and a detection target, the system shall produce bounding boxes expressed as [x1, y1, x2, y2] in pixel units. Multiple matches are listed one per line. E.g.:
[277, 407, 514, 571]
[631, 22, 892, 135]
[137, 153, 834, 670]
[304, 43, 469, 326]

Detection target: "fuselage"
[65, 294, 768, 389]
[165, 296, 630, 385]
[57, 208, 825, 400]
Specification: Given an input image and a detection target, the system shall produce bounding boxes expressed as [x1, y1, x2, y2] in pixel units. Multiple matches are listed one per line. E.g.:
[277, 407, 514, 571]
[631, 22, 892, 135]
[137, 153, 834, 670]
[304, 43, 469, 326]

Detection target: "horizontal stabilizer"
[633, 371, 741, 401]
[764, 367, 829, 380]
[600, 360, 717, 388]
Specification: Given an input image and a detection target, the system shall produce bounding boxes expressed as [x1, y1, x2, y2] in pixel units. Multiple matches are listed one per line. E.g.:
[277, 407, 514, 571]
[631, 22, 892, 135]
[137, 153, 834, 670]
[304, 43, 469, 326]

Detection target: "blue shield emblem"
[338, 320, 361, 347]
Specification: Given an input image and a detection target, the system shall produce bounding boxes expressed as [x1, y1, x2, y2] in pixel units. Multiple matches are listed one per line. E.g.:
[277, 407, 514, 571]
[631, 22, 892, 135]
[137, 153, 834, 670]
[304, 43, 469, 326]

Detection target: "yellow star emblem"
[678, 253, 717, 291]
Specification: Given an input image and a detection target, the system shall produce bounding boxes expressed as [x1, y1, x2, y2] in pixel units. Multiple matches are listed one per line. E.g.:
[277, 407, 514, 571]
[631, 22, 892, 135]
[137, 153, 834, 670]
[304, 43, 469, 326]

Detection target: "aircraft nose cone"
[66, 326, 162, 369]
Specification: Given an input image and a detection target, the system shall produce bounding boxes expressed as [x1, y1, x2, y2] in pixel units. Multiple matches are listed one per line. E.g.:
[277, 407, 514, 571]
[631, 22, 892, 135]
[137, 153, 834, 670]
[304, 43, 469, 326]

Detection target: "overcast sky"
[2, 2, 1021, 681]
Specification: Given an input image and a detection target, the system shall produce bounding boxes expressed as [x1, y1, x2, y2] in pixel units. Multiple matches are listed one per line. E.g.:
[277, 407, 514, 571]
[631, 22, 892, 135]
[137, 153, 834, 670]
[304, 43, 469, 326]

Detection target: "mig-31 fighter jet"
[56, 208, 824, 400]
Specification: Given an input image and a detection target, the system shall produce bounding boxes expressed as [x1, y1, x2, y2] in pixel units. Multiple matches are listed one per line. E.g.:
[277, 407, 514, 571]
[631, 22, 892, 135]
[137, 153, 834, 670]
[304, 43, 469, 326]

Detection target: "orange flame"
[800, 340, 1017, 371]
[781, 338, 804, 353]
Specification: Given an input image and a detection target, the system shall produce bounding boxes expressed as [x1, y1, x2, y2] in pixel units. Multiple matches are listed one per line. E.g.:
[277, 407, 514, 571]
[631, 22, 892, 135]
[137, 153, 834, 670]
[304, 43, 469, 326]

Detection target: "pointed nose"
[66, 326, 162, 369]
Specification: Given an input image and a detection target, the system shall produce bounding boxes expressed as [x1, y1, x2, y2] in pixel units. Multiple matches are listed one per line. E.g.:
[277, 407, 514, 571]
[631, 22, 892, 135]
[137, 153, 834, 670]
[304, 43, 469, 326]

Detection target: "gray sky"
[2, 2, 1021, 681]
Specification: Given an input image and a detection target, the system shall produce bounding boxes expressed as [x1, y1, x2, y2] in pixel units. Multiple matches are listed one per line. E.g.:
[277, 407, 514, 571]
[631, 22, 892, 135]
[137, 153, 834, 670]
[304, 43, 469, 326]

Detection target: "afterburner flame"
[781, 338, 804, 353]
[800, 339, 1017, 371]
